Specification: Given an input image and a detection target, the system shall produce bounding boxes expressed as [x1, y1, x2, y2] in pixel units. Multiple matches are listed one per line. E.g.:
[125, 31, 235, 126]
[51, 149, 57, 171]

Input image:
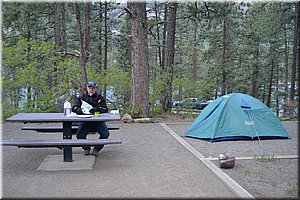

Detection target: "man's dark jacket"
[72, 92, 108, 114]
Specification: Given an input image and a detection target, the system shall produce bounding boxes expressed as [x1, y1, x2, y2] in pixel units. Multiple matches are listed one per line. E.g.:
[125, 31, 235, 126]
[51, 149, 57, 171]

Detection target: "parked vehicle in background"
[173, 98, 211, 110]
[172, 100, 184, 107]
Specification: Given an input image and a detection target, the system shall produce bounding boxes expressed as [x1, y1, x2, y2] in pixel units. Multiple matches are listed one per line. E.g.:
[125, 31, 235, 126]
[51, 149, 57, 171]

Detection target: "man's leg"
[92, 122, 110, 155]
[76, 122, 91, 154]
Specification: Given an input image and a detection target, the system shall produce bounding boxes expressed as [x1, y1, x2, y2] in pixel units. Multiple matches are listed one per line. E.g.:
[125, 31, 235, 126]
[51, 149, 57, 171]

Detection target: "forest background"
[1, 0, 299, 119]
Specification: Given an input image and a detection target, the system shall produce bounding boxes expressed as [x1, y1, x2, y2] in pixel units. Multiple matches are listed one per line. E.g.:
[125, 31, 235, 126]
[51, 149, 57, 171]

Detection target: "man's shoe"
[91, 148, 99, 157]
[84, 149, 90, 155]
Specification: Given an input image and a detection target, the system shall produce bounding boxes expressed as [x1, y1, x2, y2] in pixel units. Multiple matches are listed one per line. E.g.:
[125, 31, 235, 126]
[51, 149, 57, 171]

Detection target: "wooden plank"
[21, 126, 79, 132]
[6, 113, 121, 123]
[1, 139, 122, 148]
[21, 125, 120, 132]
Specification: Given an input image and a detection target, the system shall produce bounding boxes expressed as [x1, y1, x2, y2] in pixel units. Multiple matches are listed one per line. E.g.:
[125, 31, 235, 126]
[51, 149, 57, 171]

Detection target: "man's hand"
[89, 108, 96, 114]
[75, 108, 84, 115]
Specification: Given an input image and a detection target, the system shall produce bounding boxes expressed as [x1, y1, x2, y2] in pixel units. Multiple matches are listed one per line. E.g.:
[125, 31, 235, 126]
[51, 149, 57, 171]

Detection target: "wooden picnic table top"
[6, 113, 121, 123]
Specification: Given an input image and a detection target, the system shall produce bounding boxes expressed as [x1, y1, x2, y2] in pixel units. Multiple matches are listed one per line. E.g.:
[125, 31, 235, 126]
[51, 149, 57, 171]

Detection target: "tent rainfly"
[184, 93, 289, 142]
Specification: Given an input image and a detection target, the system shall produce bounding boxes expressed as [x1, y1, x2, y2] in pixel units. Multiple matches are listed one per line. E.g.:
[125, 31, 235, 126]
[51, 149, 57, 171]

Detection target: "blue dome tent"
[184, 93, 289, 142]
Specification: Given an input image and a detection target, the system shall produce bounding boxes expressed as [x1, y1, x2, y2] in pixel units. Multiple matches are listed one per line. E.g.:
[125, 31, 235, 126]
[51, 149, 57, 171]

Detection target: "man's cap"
[87, 81, 97, 88]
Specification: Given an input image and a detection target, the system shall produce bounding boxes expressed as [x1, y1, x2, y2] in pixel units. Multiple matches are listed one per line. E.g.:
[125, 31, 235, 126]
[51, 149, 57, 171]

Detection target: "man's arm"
[89, 95, 108, 114]
[98, 97, 108, 113]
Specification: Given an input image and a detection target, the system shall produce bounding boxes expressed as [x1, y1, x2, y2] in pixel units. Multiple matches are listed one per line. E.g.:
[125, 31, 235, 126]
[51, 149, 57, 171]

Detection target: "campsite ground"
[2, 113, 298, 198]
[155, 113, 298, 198]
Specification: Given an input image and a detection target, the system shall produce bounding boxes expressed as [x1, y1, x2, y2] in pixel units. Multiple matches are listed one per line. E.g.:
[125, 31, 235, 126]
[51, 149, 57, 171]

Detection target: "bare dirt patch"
[155, 114, 298, 198]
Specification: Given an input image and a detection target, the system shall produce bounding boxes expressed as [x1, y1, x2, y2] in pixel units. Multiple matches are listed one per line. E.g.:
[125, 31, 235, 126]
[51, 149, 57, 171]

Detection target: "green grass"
[254, 153, 277, 161]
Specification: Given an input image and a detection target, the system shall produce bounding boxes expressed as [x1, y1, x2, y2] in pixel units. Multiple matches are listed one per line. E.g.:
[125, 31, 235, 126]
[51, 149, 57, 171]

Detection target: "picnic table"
[4, 113, 122, 162]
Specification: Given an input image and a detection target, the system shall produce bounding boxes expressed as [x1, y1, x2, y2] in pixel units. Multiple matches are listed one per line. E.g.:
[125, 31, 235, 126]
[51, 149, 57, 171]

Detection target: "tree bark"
[75, 3, 91, 95]
[97, 2, 103, 94]
[289, 2, 299, 103]
[192, 22, 198, 83]
[129, 1, 149, 117]
[266, 40, 275, 107]
[283, 24, 289, 116]
[103, 2, 108, 99]
[251, 38, 259, 98]
[124, 5, 132, 104]
[275, 59, 279, 116]
[53, 3, 62, 52]
[154, 1, 162, 68]
[221, 18, 228, 96]
[161, 1, 177, 112]
[61, 3, 67, 51]
[285, 2, 299, 117]
[52, 3, 62, 92]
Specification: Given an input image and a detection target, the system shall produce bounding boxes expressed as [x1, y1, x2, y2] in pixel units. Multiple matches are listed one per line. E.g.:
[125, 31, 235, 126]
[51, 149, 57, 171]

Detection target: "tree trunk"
[177, 30, 184, 100]
[124, 6, 132, 104]
[161, 1, 177, 112]
[53, 3, 62, 52]
[283, 24, 289, 117]
[52, 3, 62, 92]
[154, 1, 162, 68]
[251, 38, 259, 98]
[192, 23, 198, 83]
[129, 1, 149, 117]
[266, 40, 275, 107]
[161, 4, 167, 71]
[61, 3, 67, 51]
[285, 2, 299, 117]
[75, 3, 90, 95]
[289, 2, 299, 103]
[221, 18, 228, 96]
[97, 2, 103, 94]
[275, 60, 279, 116]
[103, 2, 108, 99]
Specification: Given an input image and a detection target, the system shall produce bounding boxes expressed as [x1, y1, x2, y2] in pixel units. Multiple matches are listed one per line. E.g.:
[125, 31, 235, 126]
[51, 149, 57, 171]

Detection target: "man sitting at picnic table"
[72, 81, 110, 157]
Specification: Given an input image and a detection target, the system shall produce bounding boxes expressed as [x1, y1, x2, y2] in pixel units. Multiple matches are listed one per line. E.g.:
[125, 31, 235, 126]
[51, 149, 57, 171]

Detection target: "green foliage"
[173, 77, 216, 101]
[117, 101, 142, 118]
[149, 69, 164, 106]
[2, 36, 80, 118]
[2, 1, 298, 119]
[87, 64, 131, 106]
[52, 57, 81, 97]
[150, 104, 163, 117]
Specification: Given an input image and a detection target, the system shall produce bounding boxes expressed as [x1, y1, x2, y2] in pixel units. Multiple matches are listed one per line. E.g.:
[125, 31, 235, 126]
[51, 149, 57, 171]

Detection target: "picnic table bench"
[21, 124, 120, 133]
[1, 139, 122, 148]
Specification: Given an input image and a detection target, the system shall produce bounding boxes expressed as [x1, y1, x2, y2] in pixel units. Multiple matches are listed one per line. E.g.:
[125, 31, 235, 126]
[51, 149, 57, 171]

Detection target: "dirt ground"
[1, 113, 298, 198]
[153, 113, 299, 199]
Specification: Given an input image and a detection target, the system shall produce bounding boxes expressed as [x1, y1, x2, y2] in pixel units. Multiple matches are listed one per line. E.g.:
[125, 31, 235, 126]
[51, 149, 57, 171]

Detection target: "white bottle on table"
[64, 100, 71, 116]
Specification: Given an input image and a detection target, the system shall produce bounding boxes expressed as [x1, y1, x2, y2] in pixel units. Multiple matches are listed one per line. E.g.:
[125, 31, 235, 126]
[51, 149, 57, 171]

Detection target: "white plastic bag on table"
[81, 100, 93, 114]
